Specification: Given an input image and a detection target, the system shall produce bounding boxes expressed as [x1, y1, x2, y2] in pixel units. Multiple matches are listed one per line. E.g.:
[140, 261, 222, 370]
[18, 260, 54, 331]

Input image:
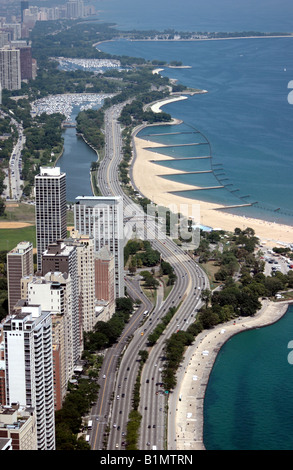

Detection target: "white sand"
[150, 95, 188, 113]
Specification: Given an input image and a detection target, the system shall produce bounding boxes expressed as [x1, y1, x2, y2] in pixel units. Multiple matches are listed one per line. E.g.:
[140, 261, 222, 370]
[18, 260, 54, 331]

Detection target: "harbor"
[54, 56, 122, 72]
[30, 93, 115, 120]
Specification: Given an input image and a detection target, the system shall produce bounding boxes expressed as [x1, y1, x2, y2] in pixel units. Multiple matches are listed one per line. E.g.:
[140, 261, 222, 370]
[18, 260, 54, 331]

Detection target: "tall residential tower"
[74, 196, 124, 299]
[3, 305, 55, 450]
[0, 46, 21, 90]
[7, 241, 34, 314]
[35, 167, 67, 272]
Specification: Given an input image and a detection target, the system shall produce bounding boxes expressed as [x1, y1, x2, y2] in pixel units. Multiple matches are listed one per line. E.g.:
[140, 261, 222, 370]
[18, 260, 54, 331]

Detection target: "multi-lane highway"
[90, 275, 153, 450]
[90, 102, 209, 450]
[1, 110, 25, 201]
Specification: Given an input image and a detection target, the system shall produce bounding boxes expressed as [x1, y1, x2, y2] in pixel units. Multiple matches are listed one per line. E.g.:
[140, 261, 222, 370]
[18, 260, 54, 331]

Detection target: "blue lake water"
[204, 305, 293, 450]
[93, 0, 293, 33]
[57, 105, 100, 202]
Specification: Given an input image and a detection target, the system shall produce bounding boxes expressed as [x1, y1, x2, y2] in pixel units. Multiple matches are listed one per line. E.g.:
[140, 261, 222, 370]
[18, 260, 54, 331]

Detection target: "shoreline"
[170, 299, 292, 450]
[95, 35, 293, 51]
[131, 97, 293, 449]
[131, 96, 293, 248]
[130, 34, 293, 43]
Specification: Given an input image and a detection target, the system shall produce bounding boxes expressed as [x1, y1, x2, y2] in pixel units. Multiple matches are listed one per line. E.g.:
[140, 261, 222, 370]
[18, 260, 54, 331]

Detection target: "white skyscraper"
[74, 196, 124, 299]
[24, 273, 75, 408]
[3, 305, 55, 450]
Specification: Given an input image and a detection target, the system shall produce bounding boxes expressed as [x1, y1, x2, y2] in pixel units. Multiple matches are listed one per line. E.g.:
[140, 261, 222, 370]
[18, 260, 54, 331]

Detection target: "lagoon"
[57, 105, 100, 203]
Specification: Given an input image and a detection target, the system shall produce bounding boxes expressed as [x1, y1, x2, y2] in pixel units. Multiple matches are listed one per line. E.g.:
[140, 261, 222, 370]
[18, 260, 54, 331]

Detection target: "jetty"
[151, 156, 211, 162]
[170, 186, 225, 192]
[214, 202, 256, 209]
[143, 131, 200, 137]
[159, 170, 213, 176]
[145, 142, 208, 149]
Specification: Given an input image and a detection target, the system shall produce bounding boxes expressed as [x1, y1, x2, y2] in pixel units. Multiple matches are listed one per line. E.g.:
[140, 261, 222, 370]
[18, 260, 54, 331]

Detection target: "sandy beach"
[132, 96, 293, 247]
[169, 299, 292, 450]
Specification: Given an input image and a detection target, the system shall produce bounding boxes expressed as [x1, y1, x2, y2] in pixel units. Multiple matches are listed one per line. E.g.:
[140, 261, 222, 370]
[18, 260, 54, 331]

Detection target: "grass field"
[0, 202, 74, 252]
[0, 225, 36, 252]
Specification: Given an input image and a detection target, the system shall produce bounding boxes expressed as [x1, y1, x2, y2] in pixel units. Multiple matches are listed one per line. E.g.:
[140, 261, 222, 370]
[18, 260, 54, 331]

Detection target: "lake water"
[58, 105, 99, 202]
[93, 0, 293, 33]
[204, 304, 293, 450]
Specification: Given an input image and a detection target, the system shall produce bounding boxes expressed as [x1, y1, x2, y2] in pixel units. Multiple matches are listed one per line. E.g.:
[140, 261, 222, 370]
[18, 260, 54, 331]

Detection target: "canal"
[58, 104, 100, 203]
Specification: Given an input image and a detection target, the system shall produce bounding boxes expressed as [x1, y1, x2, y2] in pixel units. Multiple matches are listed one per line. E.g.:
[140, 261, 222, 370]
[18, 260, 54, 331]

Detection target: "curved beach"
[132, 96, 293, 247]
[169, 299, 292, 450]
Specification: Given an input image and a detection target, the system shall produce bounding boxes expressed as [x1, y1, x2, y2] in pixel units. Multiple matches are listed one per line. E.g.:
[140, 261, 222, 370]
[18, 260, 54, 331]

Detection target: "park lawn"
[0, 225, 36, 252]
[0, 204, 74, 252]
[201, 260, 221, 289]
[0, 225, 76, 252]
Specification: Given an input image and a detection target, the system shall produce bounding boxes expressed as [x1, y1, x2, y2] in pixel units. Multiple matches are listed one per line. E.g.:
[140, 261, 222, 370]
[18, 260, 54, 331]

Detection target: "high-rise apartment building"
[42, 241, 81, 366]
[0, 327, 5, 406]
[23, 272, 74, 410]
[21, 1, 29, 22]
[35, 167, 67, 272]
[0, 31, 10, 48]
[66, 0, 85, 19]
[74, 196, 124, 299]
[11, 41, 33, 80]
[3, 24, 21, 41]
[7, 241, 34, 314]
[0, 405, 37, 450]
[65, 230, 96, 333]
[0, 46, 21, 90]
[3, 305, 55, 450]
[95, 246, 115, 319]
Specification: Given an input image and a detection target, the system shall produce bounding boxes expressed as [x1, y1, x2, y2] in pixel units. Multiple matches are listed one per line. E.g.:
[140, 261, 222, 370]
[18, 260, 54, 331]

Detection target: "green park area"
[0, 202, 74, 252]
[0, 225, 36, 252]
[0, 202, 36, 251]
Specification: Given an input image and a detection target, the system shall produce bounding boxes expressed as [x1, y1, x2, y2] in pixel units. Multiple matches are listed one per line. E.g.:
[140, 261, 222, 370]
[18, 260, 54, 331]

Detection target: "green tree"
[201, 288, 212, 308]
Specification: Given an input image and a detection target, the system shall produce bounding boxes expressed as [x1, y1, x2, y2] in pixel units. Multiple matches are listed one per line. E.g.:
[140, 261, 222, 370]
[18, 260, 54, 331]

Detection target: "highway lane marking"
[92, 280, 150, 449]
